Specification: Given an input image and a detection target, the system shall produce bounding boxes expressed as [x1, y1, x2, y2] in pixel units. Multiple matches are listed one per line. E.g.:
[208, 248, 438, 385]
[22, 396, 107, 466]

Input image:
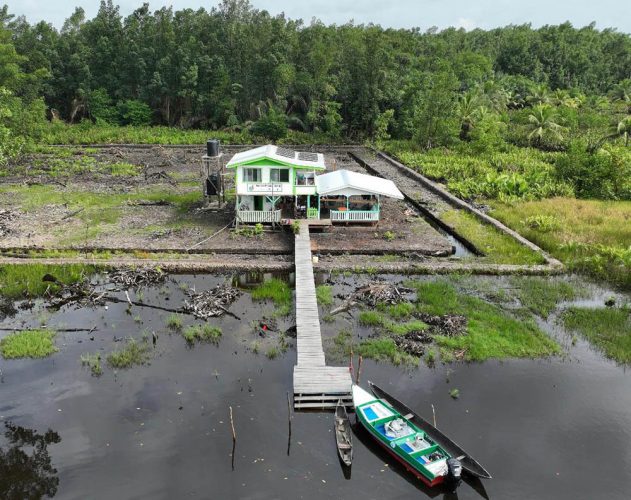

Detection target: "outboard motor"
[447, 458, 463, 488]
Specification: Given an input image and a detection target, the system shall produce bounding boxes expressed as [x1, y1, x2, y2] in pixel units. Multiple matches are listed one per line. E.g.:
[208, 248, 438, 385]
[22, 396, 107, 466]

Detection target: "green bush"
[250, 107, 287, 141]
[117, 100, 153, 126]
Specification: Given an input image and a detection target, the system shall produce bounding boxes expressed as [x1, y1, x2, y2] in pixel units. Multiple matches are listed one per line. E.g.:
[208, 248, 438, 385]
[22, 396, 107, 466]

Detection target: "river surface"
[0, 273, 630, 499]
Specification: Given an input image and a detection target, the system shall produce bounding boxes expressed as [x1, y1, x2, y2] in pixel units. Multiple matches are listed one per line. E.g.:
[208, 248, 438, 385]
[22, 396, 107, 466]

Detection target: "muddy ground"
[0, 146, 453, 256]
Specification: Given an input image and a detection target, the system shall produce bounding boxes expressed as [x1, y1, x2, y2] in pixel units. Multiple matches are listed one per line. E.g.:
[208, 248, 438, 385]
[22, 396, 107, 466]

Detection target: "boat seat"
[402, 413, 414, 420]
[338, 443, 352, 450]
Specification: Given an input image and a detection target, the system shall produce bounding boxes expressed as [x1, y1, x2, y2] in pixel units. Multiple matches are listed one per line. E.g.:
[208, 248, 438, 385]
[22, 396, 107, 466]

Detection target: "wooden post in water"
[432, 404, 436, 428]
[229, 406, 236, 470]
[355, 355, 363, 385]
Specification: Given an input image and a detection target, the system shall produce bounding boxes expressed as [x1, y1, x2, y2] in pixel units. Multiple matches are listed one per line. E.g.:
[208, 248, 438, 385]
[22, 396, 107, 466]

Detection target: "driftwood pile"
[108, 268, 167, 288]
[331, 281, 412, 315]
[183, 284, 241, 320]
[0, 209, 16, 237]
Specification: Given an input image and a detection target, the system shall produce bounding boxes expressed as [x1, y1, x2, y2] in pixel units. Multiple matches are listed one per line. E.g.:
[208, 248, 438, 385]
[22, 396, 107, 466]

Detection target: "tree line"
[1, 0, 630, 149]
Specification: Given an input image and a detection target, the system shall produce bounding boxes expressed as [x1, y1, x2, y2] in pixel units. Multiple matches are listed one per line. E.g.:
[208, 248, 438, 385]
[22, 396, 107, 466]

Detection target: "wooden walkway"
[292, 220, 352, 409]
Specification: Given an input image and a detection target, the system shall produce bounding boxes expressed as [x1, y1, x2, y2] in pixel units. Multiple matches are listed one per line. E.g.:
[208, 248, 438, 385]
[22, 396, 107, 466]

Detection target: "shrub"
[117, 100, 152, 126]
[250, 107, 287, 141]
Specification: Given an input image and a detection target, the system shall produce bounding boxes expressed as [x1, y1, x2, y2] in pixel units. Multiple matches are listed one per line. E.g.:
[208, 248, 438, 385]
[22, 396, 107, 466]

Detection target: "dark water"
[1, 274, 630, 499]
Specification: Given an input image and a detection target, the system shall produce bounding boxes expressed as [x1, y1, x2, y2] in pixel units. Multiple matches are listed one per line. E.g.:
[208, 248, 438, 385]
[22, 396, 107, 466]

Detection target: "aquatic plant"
[165, 313, 183, 331]
[0, 329, 58, 359]
[315, 285, 333, 306]
[182, 324, 222, 345]
[106, 338, 151, 368]
[80, 352, 102, 376]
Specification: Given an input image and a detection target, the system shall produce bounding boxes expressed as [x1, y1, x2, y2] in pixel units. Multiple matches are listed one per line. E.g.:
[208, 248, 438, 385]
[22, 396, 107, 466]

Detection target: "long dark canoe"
[369, 381, 491, 480]
[335, 400, 353, 466]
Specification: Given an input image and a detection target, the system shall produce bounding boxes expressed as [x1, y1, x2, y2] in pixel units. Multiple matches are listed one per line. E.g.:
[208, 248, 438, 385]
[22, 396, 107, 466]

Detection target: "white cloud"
[455, 17, 477, 31]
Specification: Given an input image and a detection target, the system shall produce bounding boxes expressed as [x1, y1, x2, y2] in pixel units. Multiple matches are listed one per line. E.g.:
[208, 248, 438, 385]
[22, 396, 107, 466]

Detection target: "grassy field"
[490, 198, 631, 289]
[251, 278, 292, 316]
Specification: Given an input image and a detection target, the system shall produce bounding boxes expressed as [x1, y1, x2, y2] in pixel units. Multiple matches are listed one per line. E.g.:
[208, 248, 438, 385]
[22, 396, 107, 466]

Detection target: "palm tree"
[604, 117, 631, 146]
[527, 105, 564, 148]
[456, 92, 483, 141]
[527, 84, 551, 106]
[609, 79, 631, 113]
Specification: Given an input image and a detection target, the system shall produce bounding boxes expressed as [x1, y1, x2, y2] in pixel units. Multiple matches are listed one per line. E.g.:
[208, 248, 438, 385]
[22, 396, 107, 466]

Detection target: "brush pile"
[394, 330, 433, 356]
[331, 281, 412, 315]
[416, 313, 467, 337]
[108, 267, 167, 288]
[183, 284, 241, 319]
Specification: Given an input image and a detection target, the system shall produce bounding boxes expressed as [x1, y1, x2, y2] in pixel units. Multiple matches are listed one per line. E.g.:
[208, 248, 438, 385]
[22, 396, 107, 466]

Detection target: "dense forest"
[1, 0, 630, 197]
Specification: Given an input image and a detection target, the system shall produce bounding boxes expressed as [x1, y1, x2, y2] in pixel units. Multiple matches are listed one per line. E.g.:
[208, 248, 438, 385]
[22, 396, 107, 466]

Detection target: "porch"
[236, 209, 282, 224]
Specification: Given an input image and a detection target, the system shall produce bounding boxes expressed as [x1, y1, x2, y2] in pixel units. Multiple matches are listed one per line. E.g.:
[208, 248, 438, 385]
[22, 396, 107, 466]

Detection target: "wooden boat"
[369, 381, 492, 480]
[353, 384, 461, 488]
[335, 399, 353, 466]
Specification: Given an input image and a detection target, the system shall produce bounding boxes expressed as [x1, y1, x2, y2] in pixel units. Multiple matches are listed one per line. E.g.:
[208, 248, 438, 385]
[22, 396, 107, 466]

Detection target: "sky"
[6, 0, 631, 33]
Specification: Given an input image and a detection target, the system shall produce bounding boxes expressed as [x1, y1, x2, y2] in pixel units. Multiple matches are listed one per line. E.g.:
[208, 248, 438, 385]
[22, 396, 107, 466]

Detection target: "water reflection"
[0, 422, 61, 499]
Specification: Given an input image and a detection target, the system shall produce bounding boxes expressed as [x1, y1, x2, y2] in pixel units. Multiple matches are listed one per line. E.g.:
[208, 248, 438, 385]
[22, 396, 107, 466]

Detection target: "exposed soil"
[1, 145, 453, 257]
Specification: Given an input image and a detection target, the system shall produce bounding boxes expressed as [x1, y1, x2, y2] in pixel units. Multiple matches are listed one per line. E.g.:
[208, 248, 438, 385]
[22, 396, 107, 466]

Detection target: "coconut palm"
[604, 117, 631, 146]
[527, 105, 565, 148]
[456, 92, 483, 141]
[609, 79, 631, 113]
[527, 84, 551, 106]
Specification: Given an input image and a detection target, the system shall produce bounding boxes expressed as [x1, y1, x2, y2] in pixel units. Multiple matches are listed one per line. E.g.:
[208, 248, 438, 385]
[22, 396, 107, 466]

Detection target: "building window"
[270, 168, 289, 183]
[243, 168, 261, 182]
[295, 171, 315, 186]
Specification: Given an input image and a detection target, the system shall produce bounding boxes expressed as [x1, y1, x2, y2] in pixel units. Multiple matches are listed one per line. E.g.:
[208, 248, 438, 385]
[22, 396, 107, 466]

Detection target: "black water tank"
[206, 173, 219, 195]
[207, 139, 220, 157]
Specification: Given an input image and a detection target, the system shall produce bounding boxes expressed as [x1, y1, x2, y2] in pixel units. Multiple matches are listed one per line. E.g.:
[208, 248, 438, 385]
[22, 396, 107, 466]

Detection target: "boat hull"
[353, 385, 446, 488]
[368, 381, 491, 480]
[358, 419, 445, 488]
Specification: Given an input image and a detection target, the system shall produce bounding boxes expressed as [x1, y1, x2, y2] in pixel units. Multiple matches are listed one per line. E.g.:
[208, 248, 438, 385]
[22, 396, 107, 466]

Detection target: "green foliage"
[356, 338, 419, 366]
[358, 310, 385, 327]
[440, 210, 545, 265]
[562, 307, 631, 364]
[555, 141, 631, 200]
[182, 324, 222, 345]
[106, 338, 151, 368]
[490, 198, 631, 289]
[291, 220, 300, 234]
[117, 100, 152, 126]
[234, 223, 264, 238]
[513, 277, 584, 318]
[524, 215, 559, 232]
[80, 352, 103, 376]
[0, 264, 94, 299]
[407, 280, 560, 361]
[382, 231, 396, 242]
[165, 314, 183, 331]
[386, 143, 573, 202]
[251, 278, 292, 316]
[315, 285, 333, 306]
[250, 107, 287, 141]
[0, 329, 57, 359]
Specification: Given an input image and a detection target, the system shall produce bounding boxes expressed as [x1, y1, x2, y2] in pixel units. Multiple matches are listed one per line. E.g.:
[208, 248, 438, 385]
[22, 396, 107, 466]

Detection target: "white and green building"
[227, 145, 404, 224]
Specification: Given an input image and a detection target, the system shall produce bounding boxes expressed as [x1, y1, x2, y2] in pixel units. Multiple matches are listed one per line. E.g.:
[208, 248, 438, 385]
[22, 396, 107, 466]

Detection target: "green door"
[254, 196, 263, 211]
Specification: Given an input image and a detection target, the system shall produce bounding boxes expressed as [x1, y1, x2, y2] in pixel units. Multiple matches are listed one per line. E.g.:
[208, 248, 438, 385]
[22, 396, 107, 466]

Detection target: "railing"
[331, 210, 379, 222]
[237, 210, 282, 223]
[307, 207, 319, 219]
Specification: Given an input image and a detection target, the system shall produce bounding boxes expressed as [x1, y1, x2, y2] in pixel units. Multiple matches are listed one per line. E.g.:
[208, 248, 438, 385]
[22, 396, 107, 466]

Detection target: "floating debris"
[183, 284, 241, 320]
[108, 267, 167, 288]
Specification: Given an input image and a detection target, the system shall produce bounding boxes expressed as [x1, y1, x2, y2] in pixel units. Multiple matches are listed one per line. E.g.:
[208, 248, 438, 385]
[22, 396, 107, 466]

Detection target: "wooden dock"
[293, 220, 352, 409]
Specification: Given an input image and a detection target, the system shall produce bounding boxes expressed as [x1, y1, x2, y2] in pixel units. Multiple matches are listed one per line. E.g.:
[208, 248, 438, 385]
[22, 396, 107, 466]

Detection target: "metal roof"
[226, 145, 326, 170]
[315, 169, 404, 199]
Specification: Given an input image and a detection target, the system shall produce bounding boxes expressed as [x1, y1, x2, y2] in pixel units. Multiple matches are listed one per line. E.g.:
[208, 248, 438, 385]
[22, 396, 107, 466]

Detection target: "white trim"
[227, 145, 326, 170]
